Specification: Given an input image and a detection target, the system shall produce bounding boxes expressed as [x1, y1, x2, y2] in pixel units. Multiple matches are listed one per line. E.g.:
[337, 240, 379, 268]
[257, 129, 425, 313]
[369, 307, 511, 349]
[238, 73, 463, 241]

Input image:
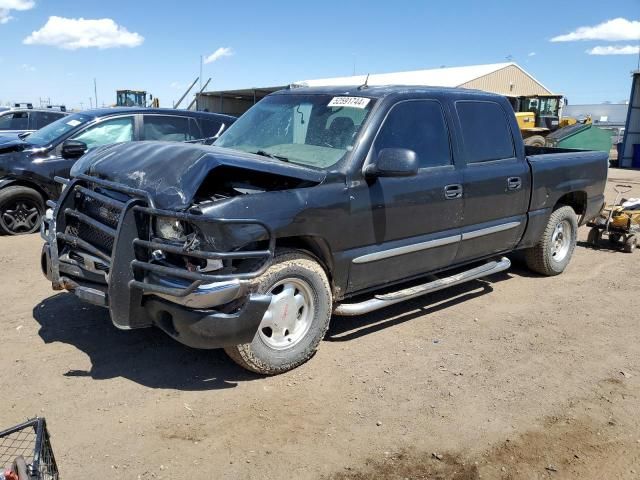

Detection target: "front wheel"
[525, 206, 578, 276]
[224, 249, 332, 374]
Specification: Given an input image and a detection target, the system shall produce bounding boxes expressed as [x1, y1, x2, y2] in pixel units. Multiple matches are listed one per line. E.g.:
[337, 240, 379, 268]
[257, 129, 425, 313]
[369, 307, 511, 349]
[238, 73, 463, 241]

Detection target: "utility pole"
[94, 78, 98, 109]
[200, 55, 203, 91]
[89, 97, 93, 109]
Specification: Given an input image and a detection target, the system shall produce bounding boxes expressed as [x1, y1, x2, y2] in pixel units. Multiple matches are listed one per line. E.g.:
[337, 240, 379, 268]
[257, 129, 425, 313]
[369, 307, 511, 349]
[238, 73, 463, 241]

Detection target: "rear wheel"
[224, 249, 332, 374]
[0, 186, 44, 235]
[525, 206, 578, 276]
[624, 235, 637, 253]
[524, 135, 546, 147]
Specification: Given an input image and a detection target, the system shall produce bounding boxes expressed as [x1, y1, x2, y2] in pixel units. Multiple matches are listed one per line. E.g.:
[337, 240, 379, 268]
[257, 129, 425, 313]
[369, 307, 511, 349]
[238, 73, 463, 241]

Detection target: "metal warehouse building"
[196, 62, 554, 116]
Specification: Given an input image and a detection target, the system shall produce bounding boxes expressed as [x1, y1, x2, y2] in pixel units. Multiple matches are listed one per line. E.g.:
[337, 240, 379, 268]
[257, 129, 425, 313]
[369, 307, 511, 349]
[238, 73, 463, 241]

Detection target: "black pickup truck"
[41, 86, 608, 374]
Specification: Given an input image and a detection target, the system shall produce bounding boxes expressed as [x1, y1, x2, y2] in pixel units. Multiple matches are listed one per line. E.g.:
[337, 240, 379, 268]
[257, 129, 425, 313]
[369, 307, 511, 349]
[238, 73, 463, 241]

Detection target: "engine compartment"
[193, 166, 319, 203]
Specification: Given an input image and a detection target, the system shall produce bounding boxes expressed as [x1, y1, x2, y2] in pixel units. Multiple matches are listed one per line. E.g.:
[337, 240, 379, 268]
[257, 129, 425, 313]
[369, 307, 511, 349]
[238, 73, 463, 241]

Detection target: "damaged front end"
[41, 171, 276, 349]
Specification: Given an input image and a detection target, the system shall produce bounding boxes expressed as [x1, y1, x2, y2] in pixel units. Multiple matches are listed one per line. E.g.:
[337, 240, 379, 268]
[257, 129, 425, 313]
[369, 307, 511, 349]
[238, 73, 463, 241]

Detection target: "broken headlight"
[154, 216, 186, 241]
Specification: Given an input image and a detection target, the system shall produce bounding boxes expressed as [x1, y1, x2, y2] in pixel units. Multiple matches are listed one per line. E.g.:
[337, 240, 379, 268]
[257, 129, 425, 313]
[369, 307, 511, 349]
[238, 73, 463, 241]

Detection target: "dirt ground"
[1, 169, 640, 479]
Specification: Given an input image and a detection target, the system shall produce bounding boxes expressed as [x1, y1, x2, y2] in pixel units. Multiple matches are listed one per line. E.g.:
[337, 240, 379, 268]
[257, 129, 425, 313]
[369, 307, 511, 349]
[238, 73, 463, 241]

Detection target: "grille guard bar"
[47, 174, 275, 301]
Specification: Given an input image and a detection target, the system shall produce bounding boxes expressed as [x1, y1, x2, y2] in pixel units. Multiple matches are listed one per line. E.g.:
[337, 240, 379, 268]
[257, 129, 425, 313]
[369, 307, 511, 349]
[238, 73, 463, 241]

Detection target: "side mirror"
[61, 139, 88, 159]
[364, 148, 418, 178]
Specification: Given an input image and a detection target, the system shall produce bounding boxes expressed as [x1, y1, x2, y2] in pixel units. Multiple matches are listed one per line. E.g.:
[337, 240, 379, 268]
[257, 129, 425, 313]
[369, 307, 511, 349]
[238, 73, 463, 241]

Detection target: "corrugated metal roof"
[292, 62, 539, 89]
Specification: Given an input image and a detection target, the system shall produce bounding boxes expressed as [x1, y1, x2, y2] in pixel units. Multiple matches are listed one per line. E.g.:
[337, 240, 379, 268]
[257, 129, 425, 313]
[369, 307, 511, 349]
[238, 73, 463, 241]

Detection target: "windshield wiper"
[253, 150, 289, 162]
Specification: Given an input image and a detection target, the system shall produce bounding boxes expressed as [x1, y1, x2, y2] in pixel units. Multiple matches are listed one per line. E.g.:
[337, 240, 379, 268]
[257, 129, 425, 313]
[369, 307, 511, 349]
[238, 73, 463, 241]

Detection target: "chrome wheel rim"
[258, 278, 315, 350]
[1, 200, 40, 234]
[551, 219, 572, 262]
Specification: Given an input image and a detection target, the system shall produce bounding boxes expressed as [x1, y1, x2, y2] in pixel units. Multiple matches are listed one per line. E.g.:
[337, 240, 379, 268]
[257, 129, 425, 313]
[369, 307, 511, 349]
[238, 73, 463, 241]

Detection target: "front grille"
[82, 195, 121, 228]
[67, 220, 114, 253]
[57, 184, 130, 273]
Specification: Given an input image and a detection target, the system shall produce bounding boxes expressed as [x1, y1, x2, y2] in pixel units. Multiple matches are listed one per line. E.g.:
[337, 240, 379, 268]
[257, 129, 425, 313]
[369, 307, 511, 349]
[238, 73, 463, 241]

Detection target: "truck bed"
[525, 146, 609, 222]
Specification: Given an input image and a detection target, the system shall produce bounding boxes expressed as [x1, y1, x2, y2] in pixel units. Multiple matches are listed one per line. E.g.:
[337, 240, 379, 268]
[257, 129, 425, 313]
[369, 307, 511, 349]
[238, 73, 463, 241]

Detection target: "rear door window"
[0, 112, 29, 130]
[373, 100, 452, 168]
[142, 115, 196, 141]
[456, 101, 515, 163]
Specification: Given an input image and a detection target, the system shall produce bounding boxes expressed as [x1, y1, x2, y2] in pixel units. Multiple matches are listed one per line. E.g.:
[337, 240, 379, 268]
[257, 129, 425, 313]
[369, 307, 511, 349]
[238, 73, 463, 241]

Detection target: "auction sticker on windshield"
[328, 97, 371, 109]
[66, 119, 82, 127]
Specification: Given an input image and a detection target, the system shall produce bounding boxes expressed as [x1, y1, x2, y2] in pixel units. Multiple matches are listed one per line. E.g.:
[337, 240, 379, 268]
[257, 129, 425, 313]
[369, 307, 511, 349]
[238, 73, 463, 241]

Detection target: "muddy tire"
[587, 227, 601, 247]
[525, 206, 578, 276]
[224, 249, 332, 375]
[0, 186, 45, 235]
[524, 135, 546, 147]
[623, 235, 637, 253]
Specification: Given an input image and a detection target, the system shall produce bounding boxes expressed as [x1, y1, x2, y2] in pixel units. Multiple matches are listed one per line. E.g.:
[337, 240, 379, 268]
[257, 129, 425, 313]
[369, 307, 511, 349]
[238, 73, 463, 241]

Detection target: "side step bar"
[333, 257, 511, 316]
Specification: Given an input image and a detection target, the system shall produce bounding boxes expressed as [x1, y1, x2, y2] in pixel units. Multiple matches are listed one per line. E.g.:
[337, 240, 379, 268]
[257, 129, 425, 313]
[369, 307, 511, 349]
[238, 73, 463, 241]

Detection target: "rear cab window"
[455, 100, 515, 163]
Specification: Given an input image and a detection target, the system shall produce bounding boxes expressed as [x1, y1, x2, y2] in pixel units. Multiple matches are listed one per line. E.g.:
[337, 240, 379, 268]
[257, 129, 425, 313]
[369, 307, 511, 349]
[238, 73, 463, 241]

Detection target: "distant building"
[562, 103, 628, 128]
[196, 62, 554, 116]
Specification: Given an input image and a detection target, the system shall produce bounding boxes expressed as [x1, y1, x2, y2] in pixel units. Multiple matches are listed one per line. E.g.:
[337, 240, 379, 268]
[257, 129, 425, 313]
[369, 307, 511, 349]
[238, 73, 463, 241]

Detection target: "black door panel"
[347, 169, 463, 291]
[454, 100, 531, 263]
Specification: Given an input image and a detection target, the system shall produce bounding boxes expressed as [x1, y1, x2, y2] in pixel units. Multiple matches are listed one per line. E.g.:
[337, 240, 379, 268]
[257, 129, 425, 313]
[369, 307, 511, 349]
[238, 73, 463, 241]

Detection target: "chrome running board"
[333, 257, 511, 316]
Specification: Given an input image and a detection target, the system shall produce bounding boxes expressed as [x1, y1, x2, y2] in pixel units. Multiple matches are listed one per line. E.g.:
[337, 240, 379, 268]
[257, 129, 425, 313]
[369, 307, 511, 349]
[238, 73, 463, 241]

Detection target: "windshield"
[214, 94, 376, 168]
[25, 113, 93, 147]
[522, 97, 560, 117]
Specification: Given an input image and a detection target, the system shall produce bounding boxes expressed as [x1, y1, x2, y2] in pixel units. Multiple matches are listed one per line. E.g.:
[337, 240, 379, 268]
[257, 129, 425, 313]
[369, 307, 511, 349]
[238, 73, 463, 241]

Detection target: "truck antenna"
[358, 73, 370, 90]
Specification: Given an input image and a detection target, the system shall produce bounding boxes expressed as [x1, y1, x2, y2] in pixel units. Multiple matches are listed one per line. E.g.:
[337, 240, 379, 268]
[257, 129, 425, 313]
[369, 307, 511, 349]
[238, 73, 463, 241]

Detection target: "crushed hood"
[70, 141, 326, 209]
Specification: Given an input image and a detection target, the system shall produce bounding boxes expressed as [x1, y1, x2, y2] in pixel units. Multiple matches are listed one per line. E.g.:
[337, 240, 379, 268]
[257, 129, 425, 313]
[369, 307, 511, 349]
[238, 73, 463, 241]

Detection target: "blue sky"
[0, 0, 638, 109]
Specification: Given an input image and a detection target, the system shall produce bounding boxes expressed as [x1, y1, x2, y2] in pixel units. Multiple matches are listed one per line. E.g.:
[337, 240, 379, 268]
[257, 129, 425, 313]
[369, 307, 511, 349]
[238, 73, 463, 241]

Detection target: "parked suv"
[41, 86, 608, 374]
[0, 108, 68, 139]
[0, 108, 235, 235]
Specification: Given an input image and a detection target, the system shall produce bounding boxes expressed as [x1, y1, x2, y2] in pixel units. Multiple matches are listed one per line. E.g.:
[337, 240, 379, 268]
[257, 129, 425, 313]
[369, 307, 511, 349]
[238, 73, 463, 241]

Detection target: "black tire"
[524, 135, 546, 147]
[224, 249, 332, 374]
[587, 227, 601, 247]
[623, 235, 637, 253]
[525, 206, 578, 276]
[0, 186, 45, 235]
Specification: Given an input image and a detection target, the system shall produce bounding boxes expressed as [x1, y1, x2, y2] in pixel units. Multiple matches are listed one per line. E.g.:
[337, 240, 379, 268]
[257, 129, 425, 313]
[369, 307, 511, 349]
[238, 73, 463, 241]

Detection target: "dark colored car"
[41, 86, 608, 374]
[0, 108, 235, 235]
[0, 108, 68, 139]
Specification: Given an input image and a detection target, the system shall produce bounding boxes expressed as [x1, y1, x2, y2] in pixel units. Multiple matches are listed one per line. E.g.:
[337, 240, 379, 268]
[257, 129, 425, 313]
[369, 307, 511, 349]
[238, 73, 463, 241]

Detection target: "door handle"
[507, 177, 522, 191]
[444, 183, 463, 199]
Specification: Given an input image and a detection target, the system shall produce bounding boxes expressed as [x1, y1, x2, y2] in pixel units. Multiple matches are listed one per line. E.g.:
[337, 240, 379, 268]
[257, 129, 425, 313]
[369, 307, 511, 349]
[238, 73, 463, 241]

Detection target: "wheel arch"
[0, 178, 49, 202]
[275, 235, 335, 286]
[555, 190, 587, 222]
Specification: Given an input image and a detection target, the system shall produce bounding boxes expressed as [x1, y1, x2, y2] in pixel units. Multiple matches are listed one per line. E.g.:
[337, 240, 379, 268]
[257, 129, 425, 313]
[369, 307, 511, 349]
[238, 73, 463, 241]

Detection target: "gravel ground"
[1, 169, 639, 479]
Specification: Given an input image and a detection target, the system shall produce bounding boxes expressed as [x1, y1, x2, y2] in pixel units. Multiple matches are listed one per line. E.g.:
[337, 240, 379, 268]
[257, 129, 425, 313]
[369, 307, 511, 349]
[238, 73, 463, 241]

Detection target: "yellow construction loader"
[115, 90, 159, 108]
[510, 94, 564, 146]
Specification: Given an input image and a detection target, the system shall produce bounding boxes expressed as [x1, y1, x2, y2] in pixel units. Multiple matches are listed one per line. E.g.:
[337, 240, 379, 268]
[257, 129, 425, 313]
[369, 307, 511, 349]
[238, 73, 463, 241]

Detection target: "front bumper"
[41, 174, 274, 349]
